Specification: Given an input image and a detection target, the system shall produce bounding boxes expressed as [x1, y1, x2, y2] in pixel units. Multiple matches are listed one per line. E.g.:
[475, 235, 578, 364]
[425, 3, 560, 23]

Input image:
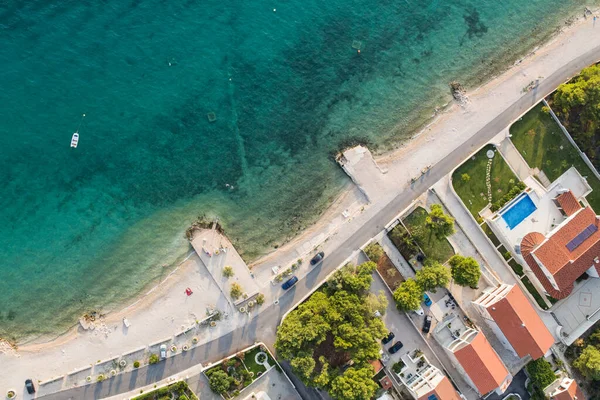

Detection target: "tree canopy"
[553, 64, 600, 163]
[574, 345, 600, 380]
[526, 358, 557, 390]
[393, 279, 423, 311]
[415, 262, 451, 293]
[329, 366, 379, 400]
[275, 262, 387, 397]
[364, 243, 384, 263]
[206, 368, 233, 394]
[425, 204, 455, 238]
[449, 254, 481, 288]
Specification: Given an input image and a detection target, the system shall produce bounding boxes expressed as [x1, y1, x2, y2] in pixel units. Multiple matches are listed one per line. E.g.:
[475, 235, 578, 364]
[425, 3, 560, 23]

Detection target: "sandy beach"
[2, 6, 600, 397]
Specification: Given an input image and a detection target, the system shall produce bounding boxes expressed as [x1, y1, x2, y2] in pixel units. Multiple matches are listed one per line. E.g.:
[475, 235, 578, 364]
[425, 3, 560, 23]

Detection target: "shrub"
[149, 354, 160, 365]
[364, 242, 384, 263]
[256, 293, 265, 305]
[206, 368, 233, 394]
[490, 182, 526, 211]
[461, 173, 470, 182]
[230, 283, 243, 299]
[223, 266, 234, 278]
[180, 396, 189, 400]
[392, 361, 405, 373]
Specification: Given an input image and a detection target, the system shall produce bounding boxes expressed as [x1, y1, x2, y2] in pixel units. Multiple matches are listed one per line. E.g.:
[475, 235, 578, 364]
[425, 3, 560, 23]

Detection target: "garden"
[452, 144, 521, 218]
[399, 207, 455, 264]
[509, 102, 600, 210]
[364, 242, 405, 290]
[565, 322, 600, 398]
[133, 381, 198, 400]
[205, 346, 275, 399]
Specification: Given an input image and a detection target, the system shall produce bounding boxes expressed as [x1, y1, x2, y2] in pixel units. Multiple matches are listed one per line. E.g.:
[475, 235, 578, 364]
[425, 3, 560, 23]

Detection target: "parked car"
[382, 332, 395, 345]
[423, 293, 432, 307]
[25, 379, 35, 394]
[282, 275, 298, 290]
[422, 315, 432, 333]
[388, 341, 404, 354]
[160, 344, 167, 359]
[413, 307, 424, 316]
[310, 251, 325, 266]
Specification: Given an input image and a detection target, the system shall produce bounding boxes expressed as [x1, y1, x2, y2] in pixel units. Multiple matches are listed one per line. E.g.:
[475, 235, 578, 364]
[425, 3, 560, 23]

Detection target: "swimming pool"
[500, 192, 537, 230]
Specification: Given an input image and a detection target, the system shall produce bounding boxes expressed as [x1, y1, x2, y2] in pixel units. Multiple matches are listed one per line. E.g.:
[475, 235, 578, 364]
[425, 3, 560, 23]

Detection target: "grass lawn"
[521, 276, 548, 310]
[403, 207, 455, 264]
[509, 103, 600, 210]
[243, 346, 274, 376]
[452, 144, 519, 218]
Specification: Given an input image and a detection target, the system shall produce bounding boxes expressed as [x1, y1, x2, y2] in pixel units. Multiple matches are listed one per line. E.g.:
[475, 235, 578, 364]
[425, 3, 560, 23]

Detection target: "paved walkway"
[497, 135, 534, 182]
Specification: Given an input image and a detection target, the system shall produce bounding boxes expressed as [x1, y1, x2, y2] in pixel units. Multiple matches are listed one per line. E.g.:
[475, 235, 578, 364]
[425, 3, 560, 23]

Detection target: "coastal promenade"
[38, 41, 600, 400]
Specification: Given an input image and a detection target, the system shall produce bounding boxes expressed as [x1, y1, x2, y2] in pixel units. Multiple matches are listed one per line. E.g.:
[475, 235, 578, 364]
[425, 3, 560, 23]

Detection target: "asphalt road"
[40, 44, 600, 400]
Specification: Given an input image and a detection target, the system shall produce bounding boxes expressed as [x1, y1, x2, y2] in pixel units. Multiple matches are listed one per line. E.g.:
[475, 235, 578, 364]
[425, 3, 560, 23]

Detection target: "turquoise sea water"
[0, 0, 591, 341]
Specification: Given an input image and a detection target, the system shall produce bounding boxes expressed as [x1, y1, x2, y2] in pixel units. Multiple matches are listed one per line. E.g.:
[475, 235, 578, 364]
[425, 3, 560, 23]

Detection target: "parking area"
[553, 277, 600, 344]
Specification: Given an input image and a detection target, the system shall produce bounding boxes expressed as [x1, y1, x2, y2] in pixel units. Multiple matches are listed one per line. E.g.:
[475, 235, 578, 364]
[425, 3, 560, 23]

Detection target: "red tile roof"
[520, 207, 600, 299]
[453, 331, 510, 395]
[369, 359, 383, 374]
[417, 376, 462, 400]
[551, 379, 585, 400]
[557, 191, 582, 217]
[486, 286, 554, 359]
[379, 375, 393, 391]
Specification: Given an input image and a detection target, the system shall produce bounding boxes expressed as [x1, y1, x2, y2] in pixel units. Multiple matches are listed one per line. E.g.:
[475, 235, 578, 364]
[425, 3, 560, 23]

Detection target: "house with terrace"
[394, 352, 462, 400]
[433, 315, 511, 396]
[544, 371, 585, 400]
[472, 283, 555, 359]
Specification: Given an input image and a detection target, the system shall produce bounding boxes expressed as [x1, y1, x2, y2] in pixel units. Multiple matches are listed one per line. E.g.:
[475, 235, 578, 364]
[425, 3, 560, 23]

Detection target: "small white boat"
[70, 132, 79, 148]
[70, 113, 85, 149]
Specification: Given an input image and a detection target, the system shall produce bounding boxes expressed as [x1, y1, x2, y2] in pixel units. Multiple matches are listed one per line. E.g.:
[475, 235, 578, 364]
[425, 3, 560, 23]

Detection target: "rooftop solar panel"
[566, 224, 598, 252]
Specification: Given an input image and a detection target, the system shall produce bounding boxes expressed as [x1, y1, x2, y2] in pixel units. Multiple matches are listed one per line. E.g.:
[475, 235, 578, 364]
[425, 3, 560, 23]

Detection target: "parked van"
[282, 275, 298, 290]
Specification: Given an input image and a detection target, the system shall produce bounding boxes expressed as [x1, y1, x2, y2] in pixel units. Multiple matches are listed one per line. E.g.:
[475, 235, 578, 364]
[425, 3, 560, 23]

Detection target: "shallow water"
[0, 0, 590, 340]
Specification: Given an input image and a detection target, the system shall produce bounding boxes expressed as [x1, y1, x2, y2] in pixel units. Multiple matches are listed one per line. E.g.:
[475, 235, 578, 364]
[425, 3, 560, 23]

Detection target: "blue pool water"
[501, 193, 537, 229]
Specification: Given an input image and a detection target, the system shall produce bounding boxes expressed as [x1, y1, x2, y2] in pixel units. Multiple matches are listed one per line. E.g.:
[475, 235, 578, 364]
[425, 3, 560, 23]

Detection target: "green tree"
[313, 358, 331, 388]
[425, 204, 455, 238]
[526, 358, 557, 389]
[327, 262, 375, 295]
[223, 266, 234, 278]
[329, 367, 378, 400]
[415, 262, 451, 293]
[230, 282, 243, 299]
[206, 369, 233, 394]
[364, 243, 384, 263]
[574, 345, 600, 380]
[365, 290, 388, 316]
[393, 279, 423, 311]
[290, 353, 316, 383]
[449, 255, 481, 288]
[255, 293, 265, 305]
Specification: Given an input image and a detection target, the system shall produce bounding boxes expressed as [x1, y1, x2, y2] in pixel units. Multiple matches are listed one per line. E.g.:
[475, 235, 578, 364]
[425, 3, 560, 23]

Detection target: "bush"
[392, 361, 405, 373]
[490, 182, 526, 211]
[230, 283, 243, 299]
[206, 368, 233, 394]
[256, 293, 265, 305]
[180, 396, 189, 400]
[149, 354, 160, 365]
[461, 173, 470, 182]
[133, 360, 140, 368]
[364, 243, 384, 263]
[223, 266, 234, 278]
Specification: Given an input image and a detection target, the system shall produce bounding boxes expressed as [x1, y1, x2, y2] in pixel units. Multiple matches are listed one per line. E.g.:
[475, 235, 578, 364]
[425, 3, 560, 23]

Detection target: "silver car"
[160, 344, 167, 359]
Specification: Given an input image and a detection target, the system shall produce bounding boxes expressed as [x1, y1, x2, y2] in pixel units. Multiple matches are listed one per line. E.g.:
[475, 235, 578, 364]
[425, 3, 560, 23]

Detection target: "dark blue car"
[282, 275, 298, 290]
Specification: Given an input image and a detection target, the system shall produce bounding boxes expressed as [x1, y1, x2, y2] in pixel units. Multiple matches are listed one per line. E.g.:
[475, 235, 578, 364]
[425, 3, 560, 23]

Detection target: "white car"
[413, 307, 424, 316]
[160, 344, 167, 359]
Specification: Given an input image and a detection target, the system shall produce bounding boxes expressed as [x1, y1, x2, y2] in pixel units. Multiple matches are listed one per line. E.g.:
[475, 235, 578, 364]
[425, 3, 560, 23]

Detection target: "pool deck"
[489, 167, 591, 253]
